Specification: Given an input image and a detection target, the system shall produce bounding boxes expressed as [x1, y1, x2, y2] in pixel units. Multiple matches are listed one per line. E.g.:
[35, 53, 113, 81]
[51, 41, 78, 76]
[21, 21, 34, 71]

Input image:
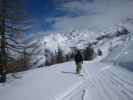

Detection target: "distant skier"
[97, 48, 102, 56]
[74, 50, 83, 74]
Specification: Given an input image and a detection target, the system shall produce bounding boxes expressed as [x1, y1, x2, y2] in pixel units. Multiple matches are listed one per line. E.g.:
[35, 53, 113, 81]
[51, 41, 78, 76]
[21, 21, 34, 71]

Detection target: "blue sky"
[25, 0, 133, 34]
[25, 0, 94, 33]
[25, 0, 56, 32]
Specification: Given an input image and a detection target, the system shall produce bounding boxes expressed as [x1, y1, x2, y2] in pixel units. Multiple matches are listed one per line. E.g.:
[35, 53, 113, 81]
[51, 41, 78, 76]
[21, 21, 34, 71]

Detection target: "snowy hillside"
[0, 59, 133, 100]
[29, 27, 131, 68]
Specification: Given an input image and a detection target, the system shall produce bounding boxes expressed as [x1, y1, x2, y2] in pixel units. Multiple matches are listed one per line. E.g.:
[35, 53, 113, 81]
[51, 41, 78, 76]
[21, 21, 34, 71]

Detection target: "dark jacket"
[74, 51, 83, 63]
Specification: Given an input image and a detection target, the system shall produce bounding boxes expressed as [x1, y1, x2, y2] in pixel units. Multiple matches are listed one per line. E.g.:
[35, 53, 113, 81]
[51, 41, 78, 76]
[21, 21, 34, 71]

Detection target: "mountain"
[29, 27, 132, 68]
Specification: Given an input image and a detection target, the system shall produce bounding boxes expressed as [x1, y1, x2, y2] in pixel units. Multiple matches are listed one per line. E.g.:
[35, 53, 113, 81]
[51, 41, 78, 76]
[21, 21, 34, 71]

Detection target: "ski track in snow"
[0, 62, 133, 100]
[58, 62, 133, 100]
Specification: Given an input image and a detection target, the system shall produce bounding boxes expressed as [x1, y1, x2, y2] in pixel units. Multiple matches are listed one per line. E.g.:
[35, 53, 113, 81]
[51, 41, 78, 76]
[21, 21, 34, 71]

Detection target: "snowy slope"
[0, 62, 83, 100]
[30, 28, 131, 68]
[0, 60, 133, 100]
[102, 33, 133, 72]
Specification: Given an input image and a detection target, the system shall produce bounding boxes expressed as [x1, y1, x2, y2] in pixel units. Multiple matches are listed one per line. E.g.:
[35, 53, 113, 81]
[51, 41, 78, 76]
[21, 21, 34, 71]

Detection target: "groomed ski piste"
[0, 36, 133, 100]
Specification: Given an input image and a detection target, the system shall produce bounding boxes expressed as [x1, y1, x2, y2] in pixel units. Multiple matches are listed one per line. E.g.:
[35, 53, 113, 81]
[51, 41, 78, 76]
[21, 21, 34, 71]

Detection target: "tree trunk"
[0, 0, 7, 83]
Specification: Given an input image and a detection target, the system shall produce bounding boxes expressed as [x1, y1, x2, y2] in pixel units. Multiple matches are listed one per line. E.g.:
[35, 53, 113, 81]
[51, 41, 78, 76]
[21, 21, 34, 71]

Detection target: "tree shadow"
[61, 71, 76, 75]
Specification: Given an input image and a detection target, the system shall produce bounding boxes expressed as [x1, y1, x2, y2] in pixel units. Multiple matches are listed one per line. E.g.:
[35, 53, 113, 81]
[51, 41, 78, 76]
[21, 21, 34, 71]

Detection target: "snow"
[0, 62, 83, 100]
[1, 21, 133, 100]
[1, 42, 133, 100]
[1, 60, 133, 100]
[1, 30, 133, 100]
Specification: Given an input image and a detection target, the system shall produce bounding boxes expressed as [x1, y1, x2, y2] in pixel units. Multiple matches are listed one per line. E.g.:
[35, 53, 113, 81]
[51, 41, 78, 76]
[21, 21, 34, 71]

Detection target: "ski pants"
[75, 62, 82, 74]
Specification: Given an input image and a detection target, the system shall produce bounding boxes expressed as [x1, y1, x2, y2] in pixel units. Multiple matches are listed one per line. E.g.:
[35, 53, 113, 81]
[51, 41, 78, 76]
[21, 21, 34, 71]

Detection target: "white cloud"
[48, 0, 133, 33]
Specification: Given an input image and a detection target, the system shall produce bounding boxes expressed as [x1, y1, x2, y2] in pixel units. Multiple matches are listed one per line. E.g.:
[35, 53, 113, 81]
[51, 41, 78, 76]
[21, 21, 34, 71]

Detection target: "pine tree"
[20, 45, 31, 71]
[7, 45, 31, 73]
[84, 44, 94, 60]
[56, 46, 64, 63]
[0, 0, 30, 82]
[45, 49, 52, 66]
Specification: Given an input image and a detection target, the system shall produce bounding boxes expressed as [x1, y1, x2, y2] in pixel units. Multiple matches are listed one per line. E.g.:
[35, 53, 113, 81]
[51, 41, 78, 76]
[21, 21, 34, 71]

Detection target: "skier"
[97, 48, 102, 56]
[74, 50, 83, 74]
